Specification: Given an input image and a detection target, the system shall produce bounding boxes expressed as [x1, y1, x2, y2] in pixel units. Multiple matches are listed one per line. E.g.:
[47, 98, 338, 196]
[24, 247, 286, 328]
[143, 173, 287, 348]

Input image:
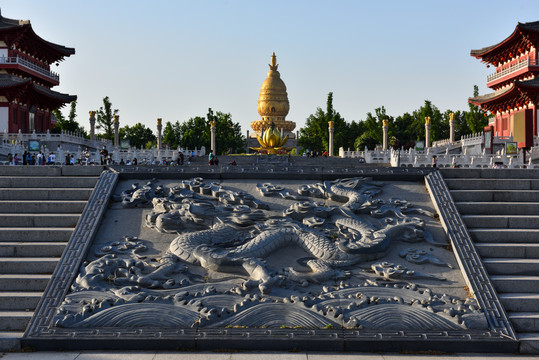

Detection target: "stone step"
[455, 201, 539, 215]
[470, 229, 539, 243]
[0, 311, 32, 331]
[0, 228, 73, 242]
[0, 331, 22, 351]
[444, 178, 539, 190]
[462, 215, 539, 229]
[0, 165, 104, 177]
[0, 188, 93, 201]
[490, 275, 539, 293]
[439, 168, 539, 179]
[450, 189, 539, 202]
[0, 176, 98, 188]
[0, 200, 87, 213]
[476, 243, 539, 258]
[0, 242, 66, 257]
[518, 332, 539, 353]
[484, 258, 539, 275]
[0, 257, 59, 274]
[0, 292, 41, 310]
[508, 312, 539, 332]
[500, 293, 539, 312]
[0, 274, 51, 291]
[0, 214, 80, 227]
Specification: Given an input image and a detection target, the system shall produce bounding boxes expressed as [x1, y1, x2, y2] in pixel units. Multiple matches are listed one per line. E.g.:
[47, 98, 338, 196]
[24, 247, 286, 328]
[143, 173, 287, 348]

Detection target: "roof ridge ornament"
[269, 52, 278, 71]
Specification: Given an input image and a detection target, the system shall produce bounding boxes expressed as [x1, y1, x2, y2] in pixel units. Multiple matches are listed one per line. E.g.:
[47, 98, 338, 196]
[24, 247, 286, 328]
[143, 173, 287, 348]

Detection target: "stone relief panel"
[54, 177, 486, 331]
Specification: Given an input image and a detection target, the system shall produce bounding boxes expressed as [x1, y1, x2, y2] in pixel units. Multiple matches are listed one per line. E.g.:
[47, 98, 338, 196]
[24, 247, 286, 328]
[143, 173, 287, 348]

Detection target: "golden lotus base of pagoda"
[251, 119, 296, 133]
[250, 125, 293, 154]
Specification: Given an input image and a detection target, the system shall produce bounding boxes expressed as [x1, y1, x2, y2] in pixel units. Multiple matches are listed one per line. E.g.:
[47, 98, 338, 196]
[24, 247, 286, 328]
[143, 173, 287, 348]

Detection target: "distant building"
[469, 20, 539, 148]
[0, 10, 76, 133]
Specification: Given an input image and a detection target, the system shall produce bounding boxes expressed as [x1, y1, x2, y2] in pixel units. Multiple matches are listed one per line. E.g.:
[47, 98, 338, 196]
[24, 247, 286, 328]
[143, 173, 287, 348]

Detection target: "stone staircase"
[441, 168, 539, 353]
[0, 166, 101, 350]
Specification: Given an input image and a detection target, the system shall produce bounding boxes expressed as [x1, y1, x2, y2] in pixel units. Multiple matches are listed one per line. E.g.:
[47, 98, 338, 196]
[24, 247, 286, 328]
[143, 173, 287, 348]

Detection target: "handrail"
[487, 58, 539, 83]
[0, 56, 59, 82]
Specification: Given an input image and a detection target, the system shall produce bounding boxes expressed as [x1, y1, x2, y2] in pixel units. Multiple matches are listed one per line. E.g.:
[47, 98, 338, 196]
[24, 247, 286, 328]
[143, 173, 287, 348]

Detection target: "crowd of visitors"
[301, 149, 327, 158]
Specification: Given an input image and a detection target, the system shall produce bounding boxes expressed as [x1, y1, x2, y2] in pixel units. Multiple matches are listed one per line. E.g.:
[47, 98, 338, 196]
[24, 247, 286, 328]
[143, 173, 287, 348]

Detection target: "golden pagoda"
[250, 53, 296, 153]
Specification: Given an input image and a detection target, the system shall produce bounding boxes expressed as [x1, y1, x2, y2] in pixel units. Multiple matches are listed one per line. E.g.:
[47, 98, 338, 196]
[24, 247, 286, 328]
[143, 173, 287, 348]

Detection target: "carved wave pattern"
[64, 303, 201, 328]
[208, 303, 341, 329]
[348, 304, 462, 330]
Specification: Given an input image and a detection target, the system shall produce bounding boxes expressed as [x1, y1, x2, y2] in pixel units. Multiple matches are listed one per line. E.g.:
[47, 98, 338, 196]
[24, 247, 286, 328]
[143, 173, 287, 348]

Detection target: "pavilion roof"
[470, 21, 539, 65]
[0, 10, 75, 63]
[469, 78, 539, 112]
[0, 74, 76, 109]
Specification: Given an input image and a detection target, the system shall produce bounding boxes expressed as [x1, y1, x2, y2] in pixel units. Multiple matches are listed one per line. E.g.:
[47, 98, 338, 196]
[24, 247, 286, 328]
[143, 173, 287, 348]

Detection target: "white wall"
[0, 48, 7, 58]
[0, 107, 8, 132]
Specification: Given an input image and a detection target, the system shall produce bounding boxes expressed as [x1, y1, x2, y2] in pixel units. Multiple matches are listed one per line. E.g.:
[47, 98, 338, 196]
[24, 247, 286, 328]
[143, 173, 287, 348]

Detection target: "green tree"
[119, 123, 156, 149]
[51, 101, 86, 135]
[465, 85, 489, 133]
[179, 116, 209, 150]
[96, 96, 119, 140]
[298, 92, 349, 155]
[411, 100, 447, 143]
[353, 106, 393, 150]
[162, 121, 182, 149]
[206, 108, 245, 154]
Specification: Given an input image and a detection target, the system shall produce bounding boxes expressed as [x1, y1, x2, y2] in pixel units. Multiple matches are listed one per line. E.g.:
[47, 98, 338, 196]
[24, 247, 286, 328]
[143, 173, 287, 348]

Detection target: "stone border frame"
[22, 167, 518, 353]
[424, 170, 517, 339]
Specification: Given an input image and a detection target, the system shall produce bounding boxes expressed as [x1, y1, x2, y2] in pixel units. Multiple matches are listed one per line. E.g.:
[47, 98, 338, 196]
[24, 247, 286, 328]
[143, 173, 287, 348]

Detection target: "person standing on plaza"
[208, 150, 215, 165]
[100, 146, 108, 165]
[84, 148, 90, 166]
[25, 152, 32, 165]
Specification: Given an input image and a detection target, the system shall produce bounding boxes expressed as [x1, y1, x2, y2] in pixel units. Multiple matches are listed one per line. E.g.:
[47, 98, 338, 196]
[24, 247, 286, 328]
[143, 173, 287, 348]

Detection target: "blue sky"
[4, 1, 539, 135]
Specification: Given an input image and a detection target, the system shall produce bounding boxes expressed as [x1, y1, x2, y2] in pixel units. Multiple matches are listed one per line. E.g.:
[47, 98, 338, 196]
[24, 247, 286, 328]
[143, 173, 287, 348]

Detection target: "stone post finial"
[449, 112, 455, 143]
[157, 118, 163, 150]
[113, 115, 120, 147]
[382, 119, 389, 150]
[210, 121, 217, 154]
[425, 117, 431, 148]
[89, 111, 96, 142]
[328, 121, 335, 156]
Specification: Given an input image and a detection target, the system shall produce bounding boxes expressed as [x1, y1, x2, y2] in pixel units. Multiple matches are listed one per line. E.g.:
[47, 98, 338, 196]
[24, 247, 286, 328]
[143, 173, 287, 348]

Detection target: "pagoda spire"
[269, 52, 278, 71]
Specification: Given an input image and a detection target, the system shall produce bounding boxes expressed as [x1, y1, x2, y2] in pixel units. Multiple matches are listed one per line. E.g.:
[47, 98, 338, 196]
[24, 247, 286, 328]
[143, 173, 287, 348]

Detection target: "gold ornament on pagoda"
[250, 52, 295, 153]
[251, 122, 290, 154]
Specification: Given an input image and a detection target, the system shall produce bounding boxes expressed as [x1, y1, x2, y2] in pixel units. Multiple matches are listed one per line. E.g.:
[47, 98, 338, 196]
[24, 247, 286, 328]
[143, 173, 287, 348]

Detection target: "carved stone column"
[89, 111, 96, 142]
[246, 130, 250, 153]
[449, 112, 455, 143]
[210, 121, 216, 154]
[425, 117, 431, 148]
[382, 119, 389, 150]
[114, 115, 119, 148]
[157, 118, 163, 150]
[328, 121, 334, 156]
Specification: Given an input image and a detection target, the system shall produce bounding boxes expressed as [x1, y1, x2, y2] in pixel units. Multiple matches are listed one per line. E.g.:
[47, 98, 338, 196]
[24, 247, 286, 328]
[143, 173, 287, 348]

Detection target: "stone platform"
[20, 167, 517, 353]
